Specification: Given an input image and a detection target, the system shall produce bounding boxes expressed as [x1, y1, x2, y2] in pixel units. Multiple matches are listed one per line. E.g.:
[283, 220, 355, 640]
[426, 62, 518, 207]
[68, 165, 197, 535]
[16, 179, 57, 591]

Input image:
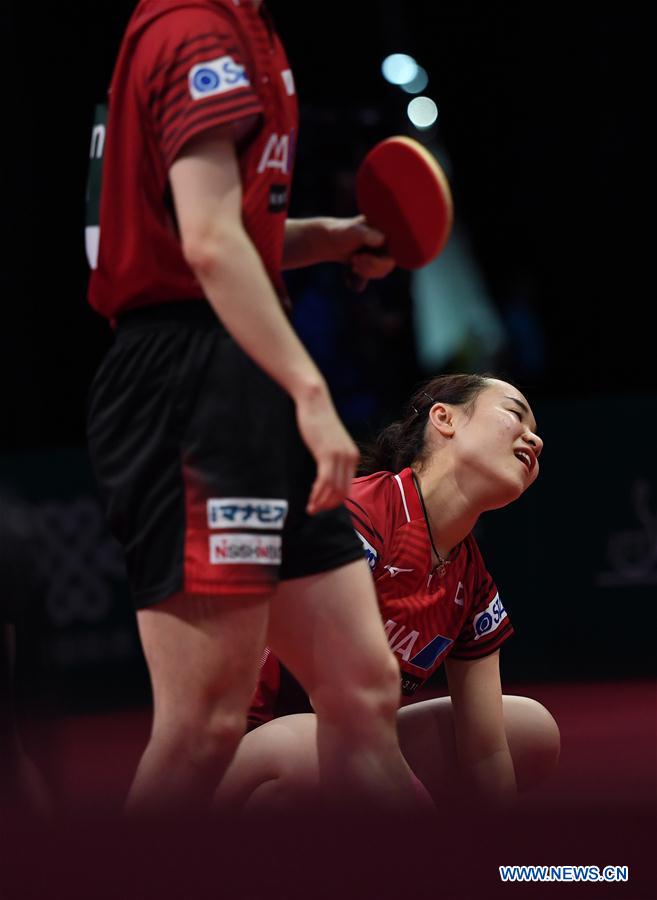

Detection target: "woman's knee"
[154, 702, 247, 773]
[198, 707, 247, 761]
[312, 649, 401, 730]
[217, 715, 320, 815]
[504, 696, 561, 790]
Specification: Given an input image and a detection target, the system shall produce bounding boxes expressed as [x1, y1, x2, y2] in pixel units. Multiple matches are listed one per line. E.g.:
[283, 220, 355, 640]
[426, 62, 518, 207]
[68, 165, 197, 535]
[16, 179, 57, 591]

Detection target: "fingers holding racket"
[345, 246, 396, 292]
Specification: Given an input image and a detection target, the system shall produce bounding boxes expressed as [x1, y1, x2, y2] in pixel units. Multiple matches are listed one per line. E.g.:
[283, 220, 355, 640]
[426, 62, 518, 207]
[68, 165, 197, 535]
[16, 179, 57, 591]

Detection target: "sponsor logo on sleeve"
[189, 55, 249, 101]
[473, 592, 507, 639]
[355, 530, 378, 570]
[207, 498, 288, 530]
[257, 133, 290, 174]
[209, 533, 282, 565]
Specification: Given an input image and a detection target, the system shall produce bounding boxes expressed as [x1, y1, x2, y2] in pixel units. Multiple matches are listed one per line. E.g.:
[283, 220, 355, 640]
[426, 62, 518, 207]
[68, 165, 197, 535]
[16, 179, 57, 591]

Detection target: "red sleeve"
[247, 648, 281, 732]
[449, 536, 514, 660]
[344, 474, 391, 575]
[136, 7, 264, 168]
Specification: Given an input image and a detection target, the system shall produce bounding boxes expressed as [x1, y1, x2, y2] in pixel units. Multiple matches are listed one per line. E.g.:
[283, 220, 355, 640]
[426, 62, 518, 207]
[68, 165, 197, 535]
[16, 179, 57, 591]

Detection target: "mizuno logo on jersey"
[188, 55, 250, 101]
[384, 565, 414, 578]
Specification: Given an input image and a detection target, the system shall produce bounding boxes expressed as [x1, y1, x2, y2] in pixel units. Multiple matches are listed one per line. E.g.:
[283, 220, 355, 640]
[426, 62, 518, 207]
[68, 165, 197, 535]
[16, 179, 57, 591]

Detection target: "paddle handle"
[344, 265, 368, 293]
[343, 245, 391, 293]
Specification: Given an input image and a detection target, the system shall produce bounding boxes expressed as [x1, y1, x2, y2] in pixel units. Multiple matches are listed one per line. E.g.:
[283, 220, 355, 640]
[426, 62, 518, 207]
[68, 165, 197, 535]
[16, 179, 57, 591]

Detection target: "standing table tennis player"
[85, 0, 425, 813]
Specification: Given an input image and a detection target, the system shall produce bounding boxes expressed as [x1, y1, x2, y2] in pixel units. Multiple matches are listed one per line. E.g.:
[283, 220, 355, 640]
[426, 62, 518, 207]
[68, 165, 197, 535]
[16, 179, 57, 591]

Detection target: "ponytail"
[358, 373, 494, 475]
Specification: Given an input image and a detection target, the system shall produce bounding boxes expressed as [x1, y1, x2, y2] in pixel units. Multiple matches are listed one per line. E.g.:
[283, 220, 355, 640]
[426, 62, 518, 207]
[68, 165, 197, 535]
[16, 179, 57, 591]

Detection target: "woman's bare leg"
[217, 714, 320, 815]
[127, 590, 270, 813]
[267, 559, 432, 813]
[216, 695, 560, 814]
[396, 694, 560, 801]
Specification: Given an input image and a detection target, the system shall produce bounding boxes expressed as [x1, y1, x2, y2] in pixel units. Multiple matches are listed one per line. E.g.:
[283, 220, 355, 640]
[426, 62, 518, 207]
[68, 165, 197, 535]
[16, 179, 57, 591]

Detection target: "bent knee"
[218, 715, 320, 813]
[156, 706, 247, 771]
[523, 697, 561, 765]
[505, 696, 560, 790]
[198, 709, 247, 757]
[312, 651, 401, 728]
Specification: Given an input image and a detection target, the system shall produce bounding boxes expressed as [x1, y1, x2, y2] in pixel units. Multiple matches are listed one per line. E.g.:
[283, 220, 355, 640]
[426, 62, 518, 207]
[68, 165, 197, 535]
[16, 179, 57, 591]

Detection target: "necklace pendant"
[412, 472, 452, 582]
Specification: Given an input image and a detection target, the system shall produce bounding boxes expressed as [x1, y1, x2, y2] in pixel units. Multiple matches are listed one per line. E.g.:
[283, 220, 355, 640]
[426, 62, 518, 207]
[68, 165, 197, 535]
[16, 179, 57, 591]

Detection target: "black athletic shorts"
[86, 301, 364, 609]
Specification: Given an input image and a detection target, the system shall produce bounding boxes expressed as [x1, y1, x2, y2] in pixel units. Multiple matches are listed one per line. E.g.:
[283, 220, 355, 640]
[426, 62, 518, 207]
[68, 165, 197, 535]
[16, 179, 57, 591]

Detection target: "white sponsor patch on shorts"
[188, 55, 249, 101]
[473, 592, 507, 639]
[209, 534, 282, 565]
[207, 498, 288, 530]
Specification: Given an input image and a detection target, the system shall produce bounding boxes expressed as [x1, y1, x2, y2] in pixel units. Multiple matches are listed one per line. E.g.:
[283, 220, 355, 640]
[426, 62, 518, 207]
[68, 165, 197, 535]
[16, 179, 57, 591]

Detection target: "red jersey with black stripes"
[248, 467, 513, 727]
[88, 0, 297, 319]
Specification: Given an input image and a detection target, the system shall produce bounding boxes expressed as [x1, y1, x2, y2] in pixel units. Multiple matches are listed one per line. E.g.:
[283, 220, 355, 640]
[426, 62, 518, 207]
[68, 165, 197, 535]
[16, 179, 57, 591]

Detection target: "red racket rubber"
[356, 136, 453, 270]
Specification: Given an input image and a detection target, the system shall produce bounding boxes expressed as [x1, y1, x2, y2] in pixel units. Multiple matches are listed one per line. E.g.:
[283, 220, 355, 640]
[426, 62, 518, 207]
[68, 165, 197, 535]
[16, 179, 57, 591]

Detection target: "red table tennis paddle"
[355, 135, 453, 271]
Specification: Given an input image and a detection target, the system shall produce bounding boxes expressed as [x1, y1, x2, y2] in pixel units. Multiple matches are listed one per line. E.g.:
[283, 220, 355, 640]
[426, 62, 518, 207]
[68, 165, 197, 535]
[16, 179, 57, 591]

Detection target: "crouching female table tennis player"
[216, 374, 560, 813]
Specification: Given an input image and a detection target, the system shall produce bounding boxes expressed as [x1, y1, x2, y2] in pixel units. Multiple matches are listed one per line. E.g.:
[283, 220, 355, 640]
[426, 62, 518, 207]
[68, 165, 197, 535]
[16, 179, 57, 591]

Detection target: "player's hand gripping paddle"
[347, 136, 453, 288]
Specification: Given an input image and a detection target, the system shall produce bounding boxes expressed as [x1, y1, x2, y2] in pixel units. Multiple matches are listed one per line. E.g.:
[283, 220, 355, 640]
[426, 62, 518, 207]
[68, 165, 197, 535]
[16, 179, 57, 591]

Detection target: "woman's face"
[450, 380, 543, 508]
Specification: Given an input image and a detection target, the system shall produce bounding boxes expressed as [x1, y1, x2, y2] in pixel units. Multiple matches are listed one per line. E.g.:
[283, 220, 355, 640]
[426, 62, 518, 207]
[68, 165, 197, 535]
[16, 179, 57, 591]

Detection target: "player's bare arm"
[445, 651, 517, 805]
[282, 216, 395, 281]
[169, 131, 358, 512]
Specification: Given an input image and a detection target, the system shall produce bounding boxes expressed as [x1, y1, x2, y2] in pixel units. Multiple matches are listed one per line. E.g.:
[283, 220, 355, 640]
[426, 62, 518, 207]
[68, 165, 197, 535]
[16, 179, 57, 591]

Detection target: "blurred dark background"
[1, 1, 654, 715]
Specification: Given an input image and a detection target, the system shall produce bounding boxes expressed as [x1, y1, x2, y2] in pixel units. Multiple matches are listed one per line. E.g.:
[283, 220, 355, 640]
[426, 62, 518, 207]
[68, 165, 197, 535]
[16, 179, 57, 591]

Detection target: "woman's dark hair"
[359, 373, 495, 475]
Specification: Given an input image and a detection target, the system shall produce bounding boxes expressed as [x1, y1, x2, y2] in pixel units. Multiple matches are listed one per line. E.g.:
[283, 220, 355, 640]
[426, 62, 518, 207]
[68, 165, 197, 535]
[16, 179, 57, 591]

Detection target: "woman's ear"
[428, 403, 456, 438]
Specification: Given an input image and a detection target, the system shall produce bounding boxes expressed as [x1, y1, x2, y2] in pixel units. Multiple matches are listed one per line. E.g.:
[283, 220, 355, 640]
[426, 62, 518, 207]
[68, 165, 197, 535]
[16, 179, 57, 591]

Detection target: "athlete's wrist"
[461, 750, 517, 806]
[290, 374, 331, 407]
[283, 217, 339, 268]
[322, 216, 357, 262]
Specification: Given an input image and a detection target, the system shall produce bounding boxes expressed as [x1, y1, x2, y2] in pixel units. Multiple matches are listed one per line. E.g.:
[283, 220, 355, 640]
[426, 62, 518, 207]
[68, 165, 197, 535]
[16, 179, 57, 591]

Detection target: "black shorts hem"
[132, 576, 184, 610]
[185, 577, 277, 599]
[280, 545, 366, 582]
[133, 574, 283, 608]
